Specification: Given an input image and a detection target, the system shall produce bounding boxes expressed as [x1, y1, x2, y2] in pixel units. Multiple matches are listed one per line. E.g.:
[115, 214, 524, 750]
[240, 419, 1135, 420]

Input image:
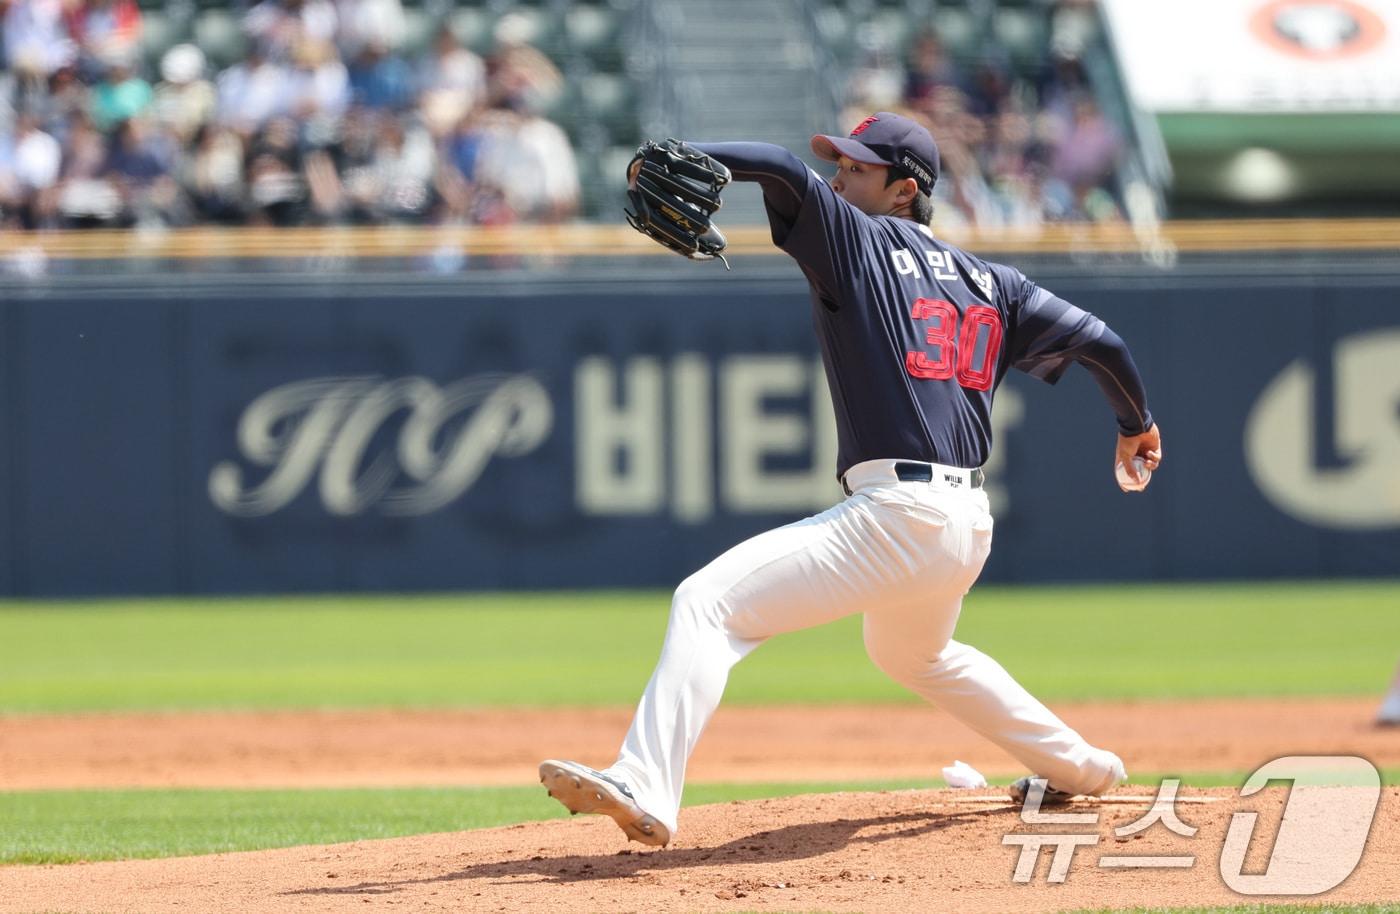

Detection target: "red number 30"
[904, 299, 1003, 392]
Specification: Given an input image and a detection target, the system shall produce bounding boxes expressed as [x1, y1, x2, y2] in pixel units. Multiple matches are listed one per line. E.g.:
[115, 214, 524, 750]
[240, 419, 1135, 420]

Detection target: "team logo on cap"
[850, 116, 879, 137]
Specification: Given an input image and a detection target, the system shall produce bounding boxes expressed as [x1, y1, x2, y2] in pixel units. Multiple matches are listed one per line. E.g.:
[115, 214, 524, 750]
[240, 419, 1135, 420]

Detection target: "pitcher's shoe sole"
[539, 759, 670, 846]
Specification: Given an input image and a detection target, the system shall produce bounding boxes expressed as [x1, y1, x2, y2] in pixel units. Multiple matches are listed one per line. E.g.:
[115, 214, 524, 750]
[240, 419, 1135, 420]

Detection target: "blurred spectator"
[244, 0, 338, 63]
[1050, 0, 1101, 60]
[66, 0, 142, 80]
[153, 44, 216, 143]
[55, 114, 121, 226]
[3, 0, 75, 78]
[512, 109, 578, 223]
[312, 107, 438, 223]
[216, 45, 292, 134]
[36, 64, 91, 140]
[0, 110, 62, 226]
[441, 105, 512, 225]
[934, 134, 998, 229]
[962, 57, 1013, 117]
[1046, 95, 1122, 220]
[1037, 50, 1093, 123]
[335, 0, 405, 62]
[904, 30, 959, 114]
[104, 115, 184, 226]
[185, 124, 247, 222]
[365, 114, 437, 221]
[0, 72, 15, 136]
[845, 26, 903, 114]
[245, 114, 305, 225]
[13, 110, 62, 190]
[311, 103, 376, 221]
[348, 38, 415, 111]
[90, 60, 152, 132]
[469, 107, 577, 223]
[0, 137, 16, 225]
[288, 38, 350, 129]
[983, 107, 1048, 228]
[418, 25, 486, 137]
[868, 5, 1131, 228]
[985, 107, 1038, 177]
[486, 12, 562, 114]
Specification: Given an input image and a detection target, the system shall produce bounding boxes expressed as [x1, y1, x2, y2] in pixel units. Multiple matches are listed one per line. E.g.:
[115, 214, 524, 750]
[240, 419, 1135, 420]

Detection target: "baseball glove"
[625, 139, 731, 268]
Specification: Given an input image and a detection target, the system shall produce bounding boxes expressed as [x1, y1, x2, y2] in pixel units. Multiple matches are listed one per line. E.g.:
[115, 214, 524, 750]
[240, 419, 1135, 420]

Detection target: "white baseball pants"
[605, 460, 1123, 836]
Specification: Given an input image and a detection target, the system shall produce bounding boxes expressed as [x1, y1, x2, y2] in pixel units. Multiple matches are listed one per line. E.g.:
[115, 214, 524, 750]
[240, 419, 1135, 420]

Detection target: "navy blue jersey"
[695, 141, 1152, 476]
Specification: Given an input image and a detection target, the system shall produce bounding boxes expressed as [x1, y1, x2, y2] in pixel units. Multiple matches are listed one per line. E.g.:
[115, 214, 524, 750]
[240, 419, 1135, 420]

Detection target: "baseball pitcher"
[541, 112, 1162, 846]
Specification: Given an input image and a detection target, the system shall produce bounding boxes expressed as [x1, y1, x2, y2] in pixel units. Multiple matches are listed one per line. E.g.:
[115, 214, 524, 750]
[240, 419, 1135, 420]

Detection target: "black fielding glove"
[624, 139, 731, 268]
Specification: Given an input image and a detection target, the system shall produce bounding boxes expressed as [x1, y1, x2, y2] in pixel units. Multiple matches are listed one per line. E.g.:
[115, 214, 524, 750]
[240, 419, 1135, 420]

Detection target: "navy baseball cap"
[811, 112, 940, 194]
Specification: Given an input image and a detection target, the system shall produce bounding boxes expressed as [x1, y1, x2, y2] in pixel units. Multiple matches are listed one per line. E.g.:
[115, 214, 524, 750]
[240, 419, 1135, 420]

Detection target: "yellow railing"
[2, 220, 1399, 259]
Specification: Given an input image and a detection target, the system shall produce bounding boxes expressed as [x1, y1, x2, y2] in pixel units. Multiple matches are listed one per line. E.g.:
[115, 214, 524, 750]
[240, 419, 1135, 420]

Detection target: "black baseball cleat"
[1008, 776, 1075, 806]
[539, 759, 671, 846]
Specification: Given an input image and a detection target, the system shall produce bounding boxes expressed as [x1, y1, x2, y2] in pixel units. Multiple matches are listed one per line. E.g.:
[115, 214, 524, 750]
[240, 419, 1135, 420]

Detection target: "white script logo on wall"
[1245, 329, 1400, 529]
[209, 374, 552, 517]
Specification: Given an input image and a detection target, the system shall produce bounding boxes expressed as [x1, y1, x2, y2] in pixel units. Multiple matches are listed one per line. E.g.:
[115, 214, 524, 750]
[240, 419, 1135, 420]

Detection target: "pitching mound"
[2, 786, 1396, 914]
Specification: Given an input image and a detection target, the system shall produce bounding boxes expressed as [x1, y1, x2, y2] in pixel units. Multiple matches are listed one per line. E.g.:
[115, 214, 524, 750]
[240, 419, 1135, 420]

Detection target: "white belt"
[842, 459, 986, 496]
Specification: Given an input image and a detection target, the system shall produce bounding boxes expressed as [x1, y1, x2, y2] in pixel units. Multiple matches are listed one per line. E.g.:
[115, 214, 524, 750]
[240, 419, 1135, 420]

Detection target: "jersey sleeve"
[1004, 270, 1154, 435]
[690, 141, 873, 300]
[1005, 274, 1103, 384]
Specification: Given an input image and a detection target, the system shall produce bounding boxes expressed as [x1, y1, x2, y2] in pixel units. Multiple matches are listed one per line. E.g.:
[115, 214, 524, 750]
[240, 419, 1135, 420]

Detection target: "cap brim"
[810, 134, 894, 166]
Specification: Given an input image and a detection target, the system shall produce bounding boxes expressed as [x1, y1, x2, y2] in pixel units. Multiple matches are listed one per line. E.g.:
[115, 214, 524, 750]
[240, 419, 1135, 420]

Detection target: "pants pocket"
[967, 509, 994, 568]
[862, 486, 950, 527]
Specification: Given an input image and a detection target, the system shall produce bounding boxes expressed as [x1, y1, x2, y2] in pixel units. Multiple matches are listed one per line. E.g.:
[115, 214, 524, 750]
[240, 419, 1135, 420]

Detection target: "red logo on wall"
[850, 116, 879, 136]
[1249, 0, 1386, 59]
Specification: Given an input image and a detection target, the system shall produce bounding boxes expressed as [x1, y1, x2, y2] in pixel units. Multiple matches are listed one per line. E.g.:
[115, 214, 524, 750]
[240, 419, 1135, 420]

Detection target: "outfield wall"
[2, 259, 1397, 595]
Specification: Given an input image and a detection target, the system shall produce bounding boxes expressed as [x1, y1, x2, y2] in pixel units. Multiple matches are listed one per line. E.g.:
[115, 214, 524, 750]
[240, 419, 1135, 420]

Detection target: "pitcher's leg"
[602, 573, 760, 837]
[933, 640, 1123, 794]
[607, 500, 893, 834]
[865, 615, 1121, 795]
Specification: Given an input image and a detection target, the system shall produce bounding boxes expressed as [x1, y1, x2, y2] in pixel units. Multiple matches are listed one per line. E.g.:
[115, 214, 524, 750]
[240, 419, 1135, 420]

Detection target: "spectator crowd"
[0, 0, 581, 230]
[842, 0, 1127, 228]
[1, 0, 1131, 233]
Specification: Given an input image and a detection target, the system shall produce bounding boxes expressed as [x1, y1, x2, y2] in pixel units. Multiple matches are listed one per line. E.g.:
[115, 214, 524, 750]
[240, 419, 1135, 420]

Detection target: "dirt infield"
[3, 697, 1398, 790]
[2, 785, 1397, 914]
[3, 698, 1400, 912]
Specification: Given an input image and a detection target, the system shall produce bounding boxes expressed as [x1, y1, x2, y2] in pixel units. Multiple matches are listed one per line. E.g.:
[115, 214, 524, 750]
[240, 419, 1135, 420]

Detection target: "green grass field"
[2, 581, 1398, 914]
[0, 779, 928, 864]
[4, 769, 1397, 866]
[1, 581, 1397, 712]
[0, 781, 914, 864]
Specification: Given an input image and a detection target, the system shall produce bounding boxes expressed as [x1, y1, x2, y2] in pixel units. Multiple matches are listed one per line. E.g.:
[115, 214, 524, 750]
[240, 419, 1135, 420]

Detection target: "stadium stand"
[1, 0, 1152, 231]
